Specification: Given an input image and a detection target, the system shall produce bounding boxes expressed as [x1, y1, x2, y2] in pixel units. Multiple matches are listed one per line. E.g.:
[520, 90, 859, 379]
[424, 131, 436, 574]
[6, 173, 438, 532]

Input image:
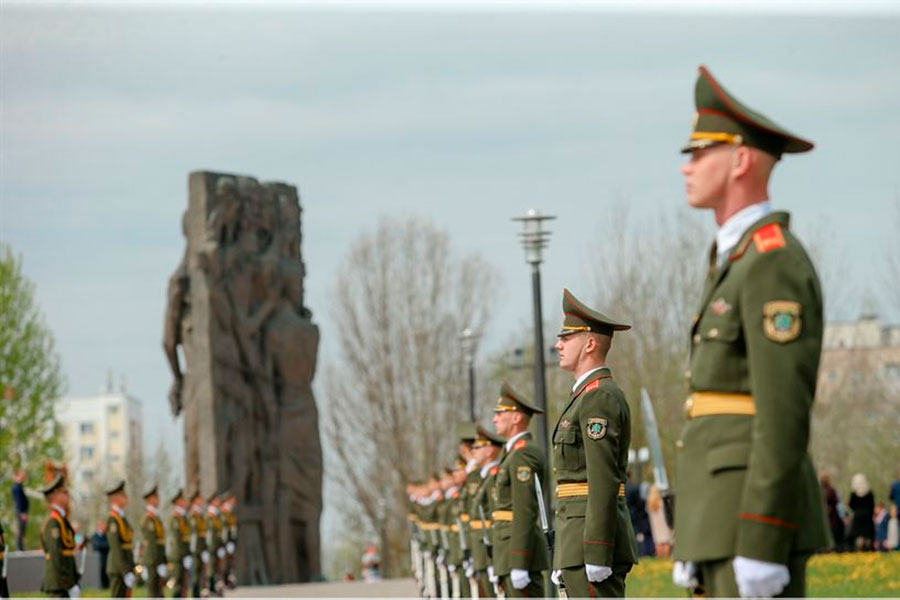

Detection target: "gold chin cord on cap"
[690, 131, 744, 146]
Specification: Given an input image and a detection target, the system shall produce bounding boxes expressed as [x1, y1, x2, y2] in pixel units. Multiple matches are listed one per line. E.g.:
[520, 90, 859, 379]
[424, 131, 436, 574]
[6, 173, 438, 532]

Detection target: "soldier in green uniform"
[168, 489, 192, 598]
[436, 467, 456, 599]
[189, 492, 210, 598]
[468, 424, 504, 599]
[139, 484, 168, 598]
[672, 65, 830, 598]
[489, 382, 549, 598]
[552, 288, 638, 597]
[419, 474, 443, 599]
[220, 492, 238, 590]
[105, 480, 136, 598]
[445, 458, 472, 599]
[205, 492, 226, 597]
[40, 475, 80, 598]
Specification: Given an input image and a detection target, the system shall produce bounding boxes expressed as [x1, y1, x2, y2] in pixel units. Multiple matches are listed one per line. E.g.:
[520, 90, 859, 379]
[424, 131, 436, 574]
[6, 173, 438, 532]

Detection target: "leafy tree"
[0, 243, 66, 548]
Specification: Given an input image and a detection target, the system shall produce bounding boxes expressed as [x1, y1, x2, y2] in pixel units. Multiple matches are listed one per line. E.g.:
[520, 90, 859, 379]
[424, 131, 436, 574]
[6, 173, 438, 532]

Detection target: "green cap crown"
[105, 479, 126, 496]
[493, 380, 543, 415]
[682, 65, 813, 158]
[456, 421, 477, 443]
[142, 483, 158, 500]
[170, 488, 185, 504]
[558, 288, 630, 337]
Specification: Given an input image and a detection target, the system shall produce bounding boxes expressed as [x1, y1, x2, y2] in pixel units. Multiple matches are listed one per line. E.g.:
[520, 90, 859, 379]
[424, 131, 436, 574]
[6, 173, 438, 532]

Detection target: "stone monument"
[163, 171, 322, 584]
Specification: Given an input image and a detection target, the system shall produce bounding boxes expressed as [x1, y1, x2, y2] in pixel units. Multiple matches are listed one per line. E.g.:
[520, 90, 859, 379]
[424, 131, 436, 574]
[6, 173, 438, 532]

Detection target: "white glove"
[216, 547, 226, 559]
[585, 564, 612, 584]
[551, 569, 564, 586]
[510, 568, 530, 590]
[226, 541, 235, 554]
[140, 566, 149, 581]
[123, 572, 136, 589]
[673, 560, 699, 588]
[733, 556, 790, 598]
[464, 561, 475, 579]
[157, 563, 168, 578]
[201, 550, 211, 564]
[436, 550, 445, 566]
[183, 555, 193, 569]
[448, 563, 457, 573]
[68, 584, 81, 598]
[487, 565, 498, 583]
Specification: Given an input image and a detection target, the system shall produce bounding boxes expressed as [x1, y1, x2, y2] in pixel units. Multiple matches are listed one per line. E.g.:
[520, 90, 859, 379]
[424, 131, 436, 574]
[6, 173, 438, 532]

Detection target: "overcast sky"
[2, 2, 899, 505]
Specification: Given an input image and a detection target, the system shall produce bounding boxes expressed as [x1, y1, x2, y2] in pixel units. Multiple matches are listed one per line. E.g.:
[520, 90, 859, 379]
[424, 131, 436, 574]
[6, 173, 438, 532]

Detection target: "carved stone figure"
[163, 171, 321, 584]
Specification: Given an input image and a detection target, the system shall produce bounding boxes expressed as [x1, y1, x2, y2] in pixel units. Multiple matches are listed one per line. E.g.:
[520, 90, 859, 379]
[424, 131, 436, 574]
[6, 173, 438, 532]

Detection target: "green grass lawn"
[628, 552, 900, 598]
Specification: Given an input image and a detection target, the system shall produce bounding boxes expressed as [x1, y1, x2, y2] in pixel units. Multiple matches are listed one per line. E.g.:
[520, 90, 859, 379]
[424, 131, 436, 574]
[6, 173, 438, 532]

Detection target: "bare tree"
[322, 216, 500, 577]
[583, 207, 709, 481]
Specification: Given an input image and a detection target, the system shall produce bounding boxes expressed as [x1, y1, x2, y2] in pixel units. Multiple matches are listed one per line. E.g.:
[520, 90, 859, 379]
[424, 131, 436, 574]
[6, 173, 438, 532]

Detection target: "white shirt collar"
[51, 504, 67, 518]
[716, 201, 771, 262]
[174, 505, 186, 516]
[207, 505, 220, 516]
[480, 460, 500, 478]
[504, 430, 529, 452]
[465, 458, 479, 474]
[572, 366, 610, 393]
[145, 504, 158, 515]
[111, 505, 124, 516]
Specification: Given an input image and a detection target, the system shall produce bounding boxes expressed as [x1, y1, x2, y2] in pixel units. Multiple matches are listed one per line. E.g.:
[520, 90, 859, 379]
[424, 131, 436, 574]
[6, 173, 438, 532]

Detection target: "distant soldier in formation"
[552, 288, 638, 597]
[40, 475, 79, 598]
[469, 424, 504, 599]
[189, 492, 210, 598]
[169, 489, 193, 598]
[139, 484, 168, 598]
[105, 480, 136, 598]
[490, 382, 550, 598]
[220, 492, 238, 590]
[205, 492, 226, 597]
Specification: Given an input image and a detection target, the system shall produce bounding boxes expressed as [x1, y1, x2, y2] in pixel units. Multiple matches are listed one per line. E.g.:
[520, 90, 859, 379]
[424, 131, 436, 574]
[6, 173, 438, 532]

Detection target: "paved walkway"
[230, 577, 419, 597]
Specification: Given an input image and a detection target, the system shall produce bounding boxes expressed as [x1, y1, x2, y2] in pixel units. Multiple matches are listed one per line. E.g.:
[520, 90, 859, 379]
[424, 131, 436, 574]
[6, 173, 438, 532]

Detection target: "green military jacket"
[170, 509, 192, 562]
[222, 508, 237, 544]
[443, 487, 465, 566]
[206, 510, 224, 554]
[106, 509, 135, 577]
[490, 432, 550, 575]
[191, 510, 208, 558]
[552, 367, 639, 569]
[458, 467, 481, 564]
[41, 508, 79, 592]
[674, 211, 830, 564]
[140, 509, 167, 568]
[468, 463, 498, 571]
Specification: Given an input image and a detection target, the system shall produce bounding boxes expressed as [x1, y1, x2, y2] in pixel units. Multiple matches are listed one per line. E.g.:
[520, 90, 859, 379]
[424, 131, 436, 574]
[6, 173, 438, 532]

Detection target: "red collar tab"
[753, 223, 786, 254]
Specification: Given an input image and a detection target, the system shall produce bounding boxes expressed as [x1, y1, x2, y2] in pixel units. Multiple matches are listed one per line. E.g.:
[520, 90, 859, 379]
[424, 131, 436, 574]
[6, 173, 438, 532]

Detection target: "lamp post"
[460, 327, 479, 422]
[512, 208, 555, 503]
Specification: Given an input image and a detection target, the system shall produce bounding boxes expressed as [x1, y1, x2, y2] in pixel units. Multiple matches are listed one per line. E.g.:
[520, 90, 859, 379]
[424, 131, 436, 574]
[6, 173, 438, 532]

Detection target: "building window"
[80, 422, 94, 435]
[80, 446, 94, 459]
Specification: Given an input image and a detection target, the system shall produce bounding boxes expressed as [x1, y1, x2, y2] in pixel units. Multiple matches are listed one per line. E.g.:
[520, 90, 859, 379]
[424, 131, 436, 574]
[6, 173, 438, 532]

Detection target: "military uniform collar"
[572, 365, 611, 393]
[504, 430, 530, 452]
[51, 504, 67, 518]
[174, 506, 186, 516]
[465, 458, 479, 474]
[207, 505, 220, 516]
[727, 210, 791, 263]
[145, 504, 158, 516]
[716, 201, 771, 262]
[480, 460, 500, 478]
[111, 505, 125, 517]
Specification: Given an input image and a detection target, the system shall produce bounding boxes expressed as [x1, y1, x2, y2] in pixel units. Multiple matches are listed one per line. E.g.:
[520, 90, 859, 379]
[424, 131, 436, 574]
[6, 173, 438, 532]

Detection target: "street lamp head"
[512, 208, 556, 265]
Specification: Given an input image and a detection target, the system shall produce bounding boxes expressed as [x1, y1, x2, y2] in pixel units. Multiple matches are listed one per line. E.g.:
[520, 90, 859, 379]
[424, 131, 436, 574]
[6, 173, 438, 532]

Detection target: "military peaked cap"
[142, 483, 158, 499]
[105, 479, 126, 496]
[474, 423, 505, 447]
[457, 421, 477, 443]
[170, 487, 185, 503]
[42, 473, 66, 496]
[558, 288, 630, 337]
[682, 65, 813, 158]
[493, 380, 543, 415]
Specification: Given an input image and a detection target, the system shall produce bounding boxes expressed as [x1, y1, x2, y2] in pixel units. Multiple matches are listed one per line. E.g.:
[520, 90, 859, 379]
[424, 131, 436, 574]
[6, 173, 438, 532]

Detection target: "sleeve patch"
[763, 301, 801, 343]
[586, 417, 608, 440]
[516, 465, 532, 482]
[753, 223, 786, 253]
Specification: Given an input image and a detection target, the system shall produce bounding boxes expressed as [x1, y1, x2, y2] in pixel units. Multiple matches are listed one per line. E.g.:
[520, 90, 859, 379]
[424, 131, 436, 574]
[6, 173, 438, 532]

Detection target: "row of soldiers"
[38, 474, 239, 598]
[410, 62, 830, 599]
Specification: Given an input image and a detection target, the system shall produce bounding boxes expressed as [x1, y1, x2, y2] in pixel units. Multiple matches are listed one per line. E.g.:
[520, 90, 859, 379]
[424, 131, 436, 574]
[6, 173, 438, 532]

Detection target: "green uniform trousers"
[502, 572, 545, 598]
[562, 565, 631, 598]
[476, 571, 496, 598]
[108, 575, 128, 598]
[171, 561, 189, 597]
[146, 570, 162, 598]
[699, 554, 809, 598]
[457, 568, 470, 598]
